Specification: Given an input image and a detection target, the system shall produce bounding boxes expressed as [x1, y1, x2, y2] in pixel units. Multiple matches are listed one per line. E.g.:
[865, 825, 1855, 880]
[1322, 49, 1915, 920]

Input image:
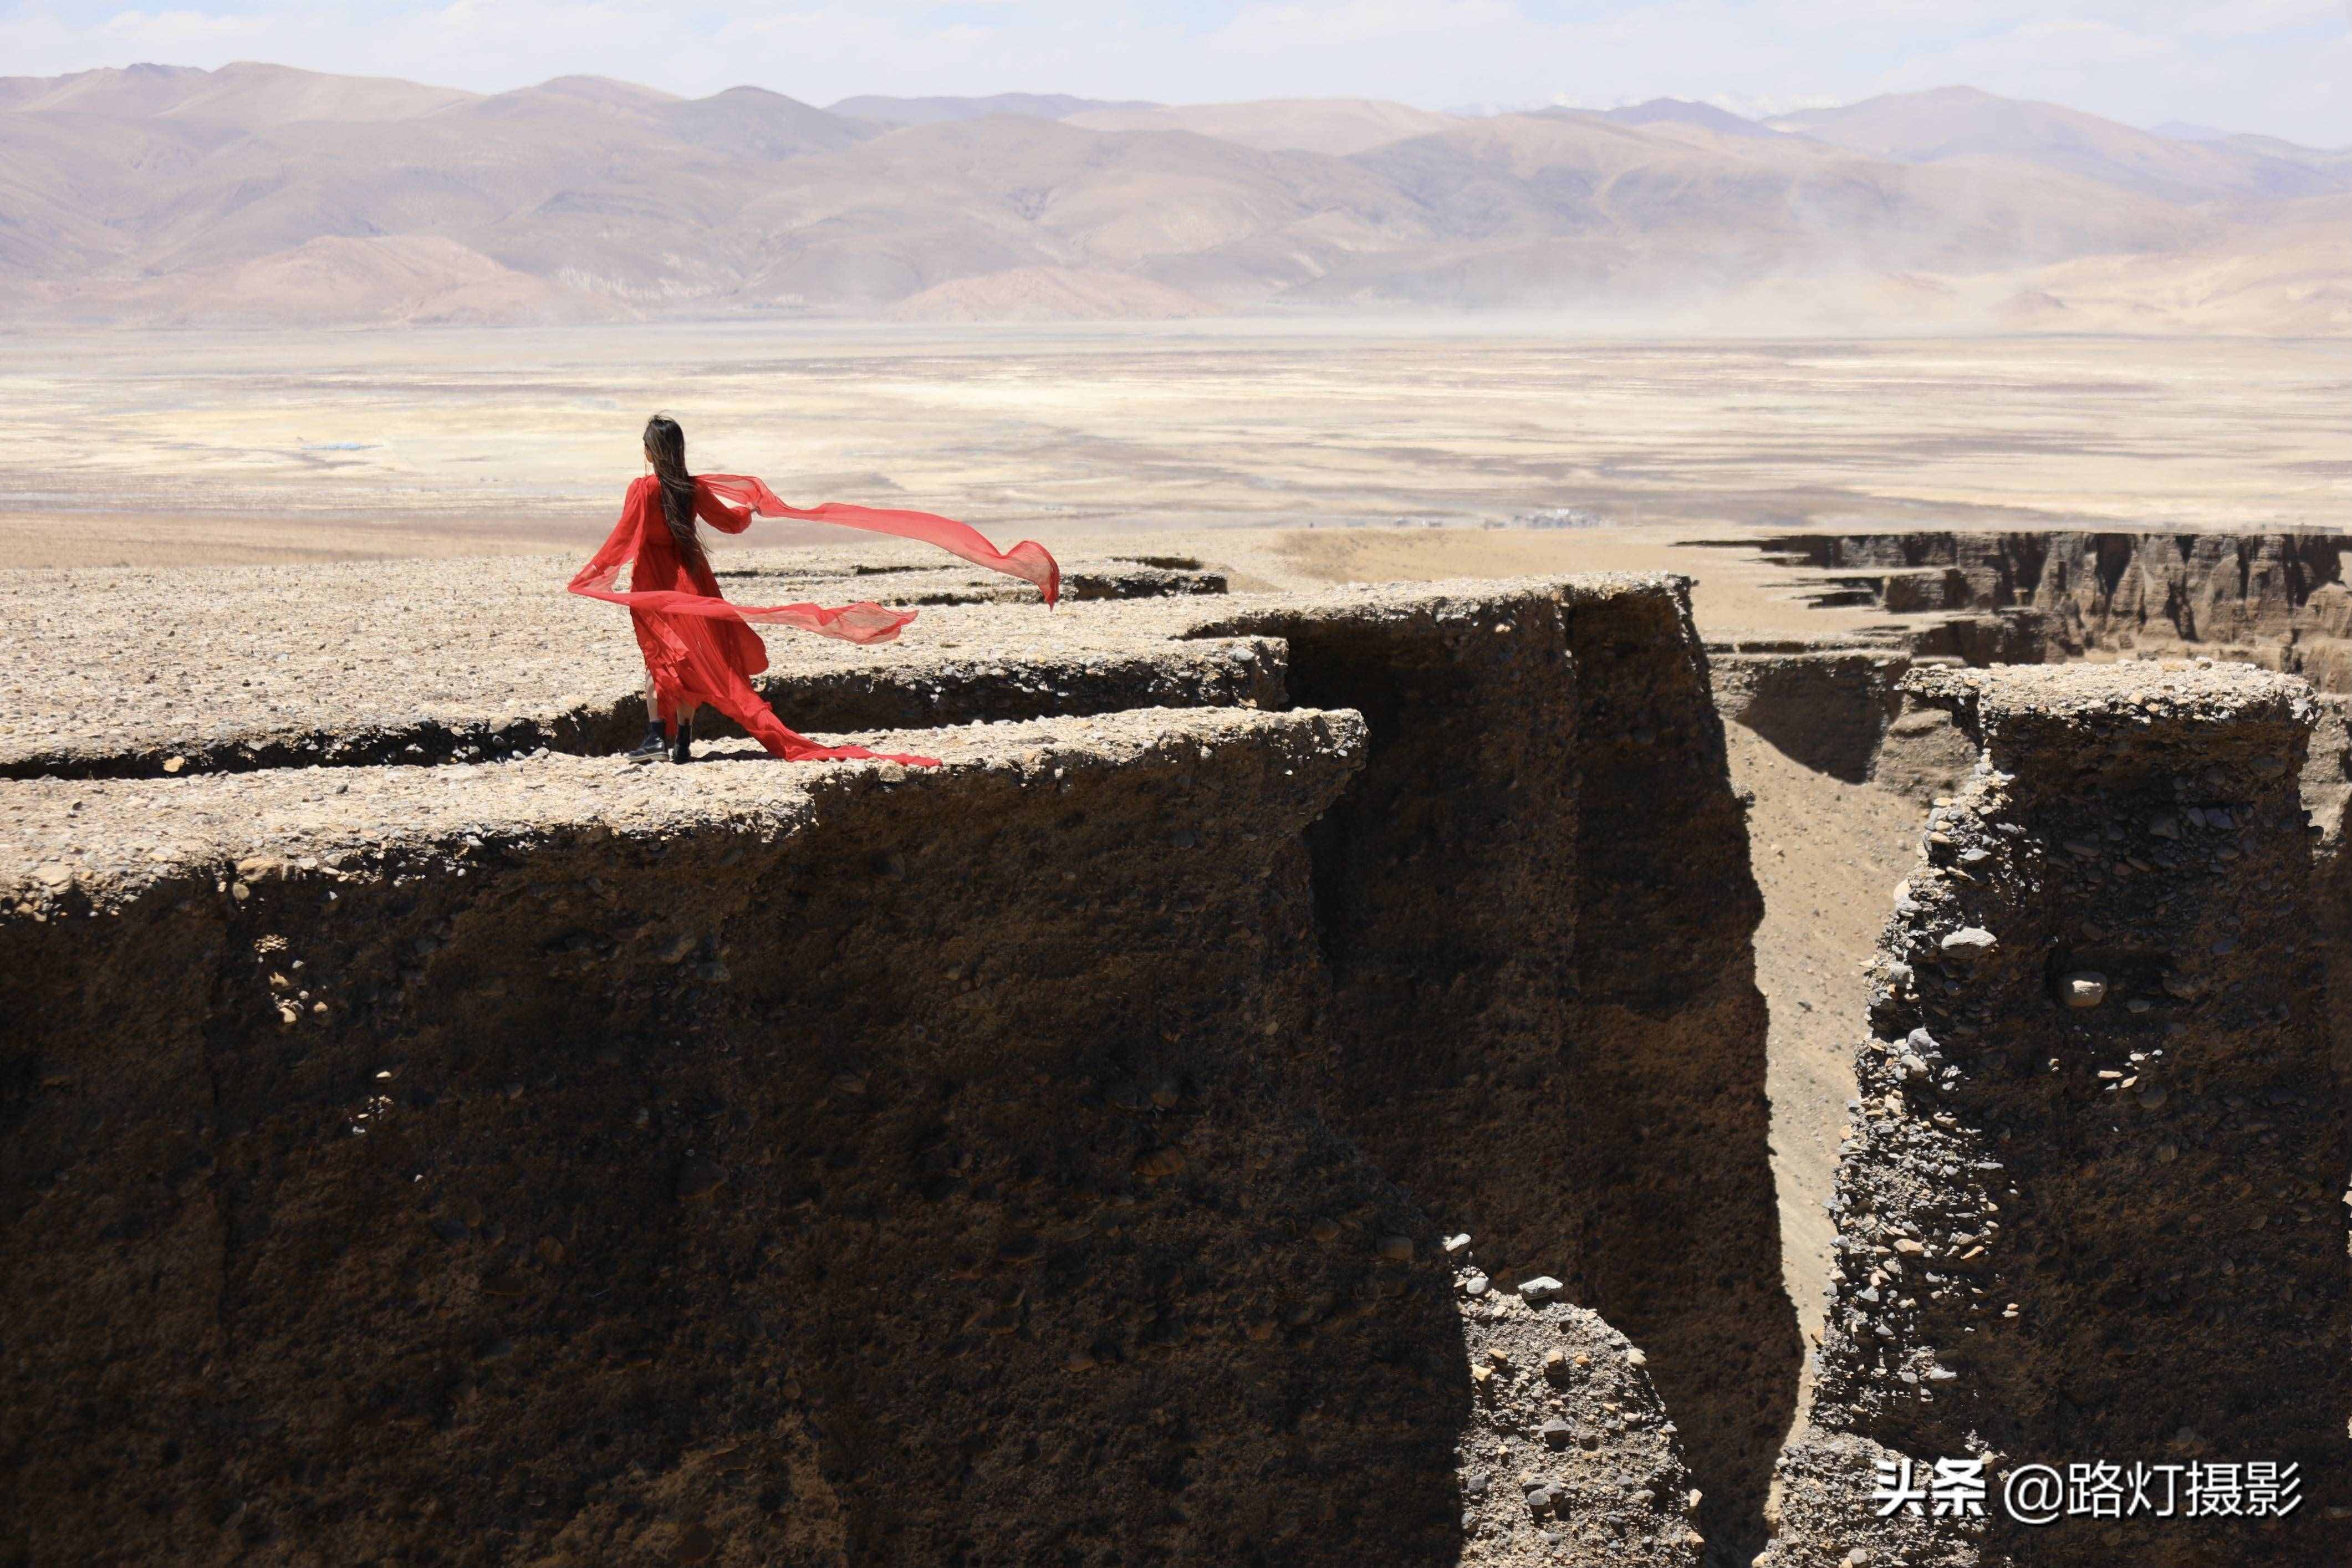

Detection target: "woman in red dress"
[570, 415, 1058, 768]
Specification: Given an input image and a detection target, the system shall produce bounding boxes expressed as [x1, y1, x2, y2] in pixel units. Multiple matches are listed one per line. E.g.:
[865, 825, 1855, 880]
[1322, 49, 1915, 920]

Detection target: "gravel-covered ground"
[0, 545, 1260, 775]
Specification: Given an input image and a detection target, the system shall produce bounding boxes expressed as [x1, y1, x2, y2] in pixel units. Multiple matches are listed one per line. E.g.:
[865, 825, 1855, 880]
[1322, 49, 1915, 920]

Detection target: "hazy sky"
[4, 0, 2345, 144]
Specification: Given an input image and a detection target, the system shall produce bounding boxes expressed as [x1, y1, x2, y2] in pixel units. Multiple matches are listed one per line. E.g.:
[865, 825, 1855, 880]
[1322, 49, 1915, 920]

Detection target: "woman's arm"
[693, 477, 757, 535]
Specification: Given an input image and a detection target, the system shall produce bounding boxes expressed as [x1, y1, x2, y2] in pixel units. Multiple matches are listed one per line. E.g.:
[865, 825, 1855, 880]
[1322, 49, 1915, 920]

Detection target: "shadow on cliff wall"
[1232, 585, 1803, 1565]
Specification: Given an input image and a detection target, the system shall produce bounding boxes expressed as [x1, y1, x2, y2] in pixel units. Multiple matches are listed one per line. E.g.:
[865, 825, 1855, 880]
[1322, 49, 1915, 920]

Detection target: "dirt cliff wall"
[6, 708, 1513, 1566]
[2, 570, 1775, 1567]
[1197, 588, 1584, 1291]
[1762, 664, 2351, 1567]
[1561, 581, 1795, 1566]
[1746, 530, 2352, 691]
[1709, 651, 1911, 784]
[1196, 578, 1797, 1563]
[2303, 697, 2352, 1211]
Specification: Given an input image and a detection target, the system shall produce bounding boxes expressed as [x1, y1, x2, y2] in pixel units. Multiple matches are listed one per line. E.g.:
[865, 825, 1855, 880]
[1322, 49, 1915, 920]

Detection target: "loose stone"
[1940, 926, 1998, 959]
[2060, 972, 2108, 1008]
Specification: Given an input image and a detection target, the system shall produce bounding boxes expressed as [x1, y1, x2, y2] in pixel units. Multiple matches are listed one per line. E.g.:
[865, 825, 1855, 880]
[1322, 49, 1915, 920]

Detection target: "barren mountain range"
[2, 62, 2342, 331]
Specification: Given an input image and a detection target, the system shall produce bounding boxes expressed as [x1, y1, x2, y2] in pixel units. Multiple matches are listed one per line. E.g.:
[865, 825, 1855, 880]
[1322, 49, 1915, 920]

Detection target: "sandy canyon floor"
[8, 321, 2344, 1413]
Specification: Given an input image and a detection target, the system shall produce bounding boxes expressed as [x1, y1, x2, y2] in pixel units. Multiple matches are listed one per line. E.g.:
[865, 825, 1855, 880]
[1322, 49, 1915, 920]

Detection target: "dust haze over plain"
[1, 57, 2344, 336]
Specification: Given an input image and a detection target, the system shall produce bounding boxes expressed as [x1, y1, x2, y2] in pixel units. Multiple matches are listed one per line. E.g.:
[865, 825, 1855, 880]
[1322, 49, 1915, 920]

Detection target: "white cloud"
[94, 7, 270, 47]
[1209, 0, 1517, 54]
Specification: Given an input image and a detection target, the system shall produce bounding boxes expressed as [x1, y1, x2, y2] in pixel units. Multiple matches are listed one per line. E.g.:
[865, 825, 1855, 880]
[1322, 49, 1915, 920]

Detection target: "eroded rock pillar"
[1766, 663, 2351, 1567]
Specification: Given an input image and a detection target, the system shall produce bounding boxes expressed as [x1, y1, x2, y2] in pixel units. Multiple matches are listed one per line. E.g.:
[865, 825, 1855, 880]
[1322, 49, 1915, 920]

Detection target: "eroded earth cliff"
[2, 561, 1762, 1566]
[6, 537, 2351, 1567]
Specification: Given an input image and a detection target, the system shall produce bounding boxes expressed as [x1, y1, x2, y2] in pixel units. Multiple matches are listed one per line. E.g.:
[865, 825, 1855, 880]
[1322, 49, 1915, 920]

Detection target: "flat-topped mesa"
[0, 551, 1263, 780]
[3, 707, 1500, 1567]
[0, 570, 1777, 1567]
[1763, 663, 2352, 1567]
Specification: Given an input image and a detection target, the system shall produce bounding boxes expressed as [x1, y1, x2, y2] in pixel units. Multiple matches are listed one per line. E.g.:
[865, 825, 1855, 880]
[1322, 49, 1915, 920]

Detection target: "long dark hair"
[642, 413, 702, 566]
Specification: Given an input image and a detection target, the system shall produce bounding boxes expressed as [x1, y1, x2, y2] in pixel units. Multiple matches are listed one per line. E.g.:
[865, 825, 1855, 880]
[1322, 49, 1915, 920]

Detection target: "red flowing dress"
[569, 473, 1059, 767]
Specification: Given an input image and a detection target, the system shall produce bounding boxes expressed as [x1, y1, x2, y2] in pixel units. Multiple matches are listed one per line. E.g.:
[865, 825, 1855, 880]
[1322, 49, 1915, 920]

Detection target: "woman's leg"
[650, 678, 693, 739]
[626, 675, 669, 762]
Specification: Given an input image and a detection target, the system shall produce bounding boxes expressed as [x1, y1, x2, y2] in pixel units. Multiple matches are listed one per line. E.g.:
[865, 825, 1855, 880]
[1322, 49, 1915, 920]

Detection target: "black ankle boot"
[669, 712, 693, 765]
[624, 722, 666, 764]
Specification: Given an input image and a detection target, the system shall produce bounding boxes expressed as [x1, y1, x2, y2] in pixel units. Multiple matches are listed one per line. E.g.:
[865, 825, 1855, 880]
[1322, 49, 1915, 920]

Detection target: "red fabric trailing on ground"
[568, 473, 1059, 767]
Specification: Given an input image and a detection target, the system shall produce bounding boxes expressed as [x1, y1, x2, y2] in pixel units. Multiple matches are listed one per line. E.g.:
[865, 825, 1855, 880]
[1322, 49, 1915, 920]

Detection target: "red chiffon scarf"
[701, 474, 1060, 611]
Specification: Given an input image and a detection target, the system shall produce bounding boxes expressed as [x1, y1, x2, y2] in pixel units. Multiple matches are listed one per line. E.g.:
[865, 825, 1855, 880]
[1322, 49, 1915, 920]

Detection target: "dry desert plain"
[4, 323, 2344, 571]
[6, 320, 2346, 1392]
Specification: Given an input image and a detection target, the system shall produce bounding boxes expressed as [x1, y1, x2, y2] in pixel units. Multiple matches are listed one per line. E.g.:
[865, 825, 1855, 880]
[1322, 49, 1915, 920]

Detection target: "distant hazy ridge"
[2, 65, 2342, 331]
